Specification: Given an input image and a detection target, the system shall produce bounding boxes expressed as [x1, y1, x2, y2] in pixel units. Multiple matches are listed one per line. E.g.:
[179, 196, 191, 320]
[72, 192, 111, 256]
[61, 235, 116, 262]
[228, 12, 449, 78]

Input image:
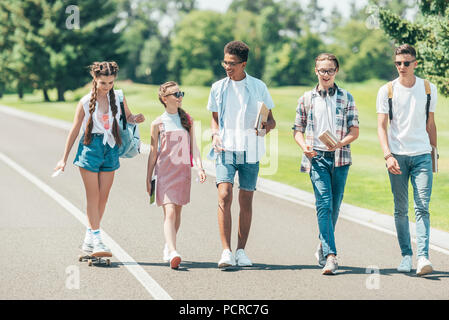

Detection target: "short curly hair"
[224, 41, 250, 62]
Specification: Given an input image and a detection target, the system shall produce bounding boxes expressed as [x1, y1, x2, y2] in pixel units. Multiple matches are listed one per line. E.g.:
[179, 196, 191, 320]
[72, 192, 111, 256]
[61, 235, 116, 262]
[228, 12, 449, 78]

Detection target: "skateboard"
[78, 249, 112, 267]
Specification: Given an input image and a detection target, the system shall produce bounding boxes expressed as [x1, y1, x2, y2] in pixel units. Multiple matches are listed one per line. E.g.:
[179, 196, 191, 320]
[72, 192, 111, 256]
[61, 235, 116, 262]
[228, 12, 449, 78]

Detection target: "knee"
[218, 186, 232, 208]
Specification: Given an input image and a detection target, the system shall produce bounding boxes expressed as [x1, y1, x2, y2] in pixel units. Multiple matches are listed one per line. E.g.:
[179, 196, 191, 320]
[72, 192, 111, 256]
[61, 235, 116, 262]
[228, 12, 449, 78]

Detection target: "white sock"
[92, 229, 101, 245]
[84, 228, 92, 244]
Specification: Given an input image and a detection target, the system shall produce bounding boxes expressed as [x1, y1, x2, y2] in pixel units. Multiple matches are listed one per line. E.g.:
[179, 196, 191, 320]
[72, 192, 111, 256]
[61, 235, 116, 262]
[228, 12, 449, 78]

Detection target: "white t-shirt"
[312, 92, 337, 151]
[376, 77, 437, 156]
[161, 111, 184, 132]
[223, 78, 248, 151]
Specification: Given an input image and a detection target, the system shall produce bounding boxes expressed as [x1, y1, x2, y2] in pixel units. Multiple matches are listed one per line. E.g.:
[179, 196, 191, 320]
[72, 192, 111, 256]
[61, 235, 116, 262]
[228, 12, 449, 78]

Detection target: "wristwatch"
[384, 153, 393, 161]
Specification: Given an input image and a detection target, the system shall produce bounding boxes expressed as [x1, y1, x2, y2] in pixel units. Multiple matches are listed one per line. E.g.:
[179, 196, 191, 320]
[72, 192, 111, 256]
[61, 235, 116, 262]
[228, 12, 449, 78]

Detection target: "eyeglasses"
[317, 69, 336, 76]
[394, 60, 416, 67]
[165, 91, 185, 98]
[221, 60, 243, 68]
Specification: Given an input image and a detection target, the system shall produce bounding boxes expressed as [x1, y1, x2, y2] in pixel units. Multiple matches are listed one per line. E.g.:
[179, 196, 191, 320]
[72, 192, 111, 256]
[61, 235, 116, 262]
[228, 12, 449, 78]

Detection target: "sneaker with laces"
[315, 243, 326, 267]
[235, 249, 253, 267]
[92, 240, 112, 257]
[81, 240, 94, 253]
[218, 249, 236, 268]
[416, 256, 433, 276]
[322, 255, 338, 275]
[169, 250, 181, 269]
[397, 255, 412, 273]
[163, 244, 170, 262]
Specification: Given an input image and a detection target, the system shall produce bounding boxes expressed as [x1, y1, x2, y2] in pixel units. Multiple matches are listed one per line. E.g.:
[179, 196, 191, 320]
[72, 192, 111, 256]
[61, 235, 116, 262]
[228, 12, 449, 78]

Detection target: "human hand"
[386, 156, 402, 175]
[304, 145, 317, 159]
[327, 141, 343, 152]
[132, 113, 145, 124]
[212, 135, 225, 153]
[198, 169, 206, 183]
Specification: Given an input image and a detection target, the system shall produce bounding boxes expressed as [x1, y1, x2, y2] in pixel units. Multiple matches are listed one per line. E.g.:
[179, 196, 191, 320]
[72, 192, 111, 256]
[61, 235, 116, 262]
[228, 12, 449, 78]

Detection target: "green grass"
[2, 79, 449, 232]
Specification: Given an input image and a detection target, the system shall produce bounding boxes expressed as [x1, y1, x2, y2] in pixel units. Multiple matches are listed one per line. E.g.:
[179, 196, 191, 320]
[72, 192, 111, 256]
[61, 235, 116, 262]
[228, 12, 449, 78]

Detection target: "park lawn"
[2, 79, 448, 232]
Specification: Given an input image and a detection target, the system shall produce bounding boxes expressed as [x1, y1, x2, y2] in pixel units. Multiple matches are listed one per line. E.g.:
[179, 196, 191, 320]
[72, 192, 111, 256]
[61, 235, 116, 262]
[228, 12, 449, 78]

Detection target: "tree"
[1, 0, 124, 101]
[168, 10, 234, 83]
[377, 0, 449, 95]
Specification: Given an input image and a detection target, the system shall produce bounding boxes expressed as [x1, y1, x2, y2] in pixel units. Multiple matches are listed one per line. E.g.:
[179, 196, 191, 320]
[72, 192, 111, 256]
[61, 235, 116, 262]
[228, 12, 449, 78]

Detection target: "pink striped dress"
[154, 113, 192, 207]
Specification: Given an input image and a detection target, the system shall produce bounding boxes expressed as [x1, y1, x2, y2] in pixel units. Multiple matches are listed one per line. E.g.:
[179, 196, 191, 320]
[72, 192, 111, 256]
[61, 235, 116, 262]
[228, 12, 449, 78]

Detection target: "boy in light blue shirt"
[207, 40, 276, 268]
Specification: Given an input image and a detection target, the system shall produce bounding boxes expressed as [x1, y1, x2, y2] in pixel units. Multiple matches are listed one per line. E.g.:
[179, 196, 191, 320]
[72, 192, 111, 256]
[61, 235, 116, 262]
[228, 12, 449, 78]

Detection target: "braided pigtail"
[83, 78, 97, 145]
[109, 87, 122, 146]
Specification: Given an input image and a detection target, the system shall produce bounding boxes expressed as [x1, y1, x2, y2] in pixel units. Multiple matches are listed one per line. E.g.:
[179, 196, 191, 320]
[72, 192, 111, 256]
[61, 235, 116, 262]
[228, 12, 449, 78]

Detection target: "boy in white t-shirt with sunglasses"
[376, 44, 438, 276]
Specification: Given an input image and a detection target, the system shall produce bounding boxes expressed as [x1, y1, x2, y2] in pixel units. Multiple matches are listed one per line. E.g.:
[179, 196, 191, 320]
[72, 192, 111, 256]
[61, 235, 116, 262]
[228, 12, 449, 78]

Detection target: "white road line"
[0, 151, 172, 300]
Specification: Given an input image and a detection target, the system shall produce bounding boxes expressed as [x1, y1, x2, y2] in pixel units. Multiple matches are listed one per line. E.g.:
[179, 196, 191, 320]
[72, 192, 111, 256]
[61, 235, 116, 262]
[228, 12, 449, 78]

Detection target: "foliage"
[378, 0, 449, 95]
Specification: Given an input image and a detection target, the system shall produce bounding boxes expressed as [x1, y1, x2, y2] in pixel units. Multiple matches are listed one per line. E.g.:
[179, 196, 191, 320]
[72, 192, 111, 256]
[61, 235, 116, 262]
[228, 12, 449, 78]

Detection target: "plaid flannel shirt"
[293, 87, 359, 173]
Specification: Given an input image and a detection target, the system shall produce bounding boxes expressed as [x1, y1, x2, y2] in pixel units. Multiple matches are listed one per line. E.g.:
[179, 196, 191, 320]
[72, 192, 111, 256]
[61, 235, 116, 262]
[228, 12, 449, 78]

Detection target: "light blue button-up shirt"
[207, 72, 275, 163]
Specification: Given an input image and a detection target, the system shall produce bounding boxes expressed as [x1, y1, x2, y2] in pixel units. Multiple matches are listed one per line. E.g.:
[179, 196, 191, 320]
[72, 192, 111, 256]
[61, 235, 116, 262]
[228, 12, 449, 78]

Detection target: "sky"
[196, 0, 369, 18]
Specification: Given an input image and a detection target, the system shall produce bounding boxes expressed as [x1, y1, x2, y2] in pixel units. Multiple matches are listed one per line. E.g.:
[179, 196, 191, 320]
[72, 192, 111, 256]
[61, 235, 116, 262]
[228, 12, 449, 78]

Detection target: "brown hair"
[158, 81, 191, 132]
[84, 61, 121, 146]
[315, 53, 340, 70]
[394, 44, 416, 58]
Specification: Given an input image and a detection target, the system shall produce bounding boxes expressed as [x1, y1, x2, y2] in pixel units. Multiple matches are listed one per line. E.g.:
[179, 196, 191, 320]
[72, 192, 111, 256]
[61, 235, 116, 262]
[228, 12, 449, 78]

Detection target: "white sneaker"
[315, 243, 326, 267]
[416, 256, 433, 276]
[218, 249, 236, 268]
[81, 240, 94, 253]
[322, 255, 338, 275]
[235, 249, 253, 267]
[397, 255, 412, 273]
[163, 244, 170, 262]
[169, 250, 181, 269]
[92, 240, 112, 257]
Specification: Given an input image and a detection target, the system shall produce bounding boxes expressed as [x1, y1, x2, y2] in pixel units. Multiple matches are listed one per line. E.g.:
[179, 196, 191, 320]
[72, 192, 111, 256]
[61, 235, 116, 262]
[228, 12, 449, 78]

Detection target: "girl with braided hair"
[146, 81, 206, 269]
[54, 61, 145, 256]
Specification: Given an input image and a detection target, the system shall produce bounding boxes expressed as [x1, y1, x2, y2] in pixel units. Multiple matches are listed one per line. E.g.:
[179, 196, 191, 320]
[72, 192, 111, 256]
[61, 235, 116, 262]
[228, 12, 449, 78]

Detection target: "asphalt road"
[1, 108, 448, 300]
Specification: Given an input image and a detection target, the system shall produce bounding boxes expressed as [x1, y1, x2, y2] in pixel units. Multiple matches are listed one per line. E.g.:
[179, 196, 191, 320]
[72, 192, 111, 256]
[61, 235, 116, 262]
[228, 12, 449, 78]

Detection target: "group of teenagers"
[55, 41, 438, 276]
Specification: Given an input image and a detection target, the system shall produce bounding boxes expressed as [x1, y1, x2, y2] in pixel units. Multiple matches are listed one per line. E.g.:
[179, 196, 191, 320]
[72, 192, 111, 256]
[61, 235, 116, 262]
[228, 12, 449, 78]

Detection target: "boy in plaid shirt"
[293, 53, 359, 275]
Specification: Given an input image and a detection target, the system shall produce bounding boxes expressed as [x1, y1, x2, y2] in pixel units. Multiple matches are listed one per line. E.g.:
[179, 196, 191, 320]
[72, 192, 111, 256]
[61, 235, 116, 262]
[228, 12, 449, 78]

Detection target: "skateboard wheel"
[78, 255, 83, 262]
[106, 259, 111, 266]
[88, 259, 93, 267]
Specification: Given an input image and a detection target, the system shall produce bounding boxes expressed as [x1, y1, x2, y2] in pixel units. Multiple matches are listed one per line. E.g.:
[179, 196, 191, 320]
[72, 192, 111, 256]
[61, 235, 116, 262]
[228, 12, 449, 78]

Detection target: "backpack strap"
[116, 89, 127, 130]
[387, 81, 393, 122]
[424, 79, 431, 124]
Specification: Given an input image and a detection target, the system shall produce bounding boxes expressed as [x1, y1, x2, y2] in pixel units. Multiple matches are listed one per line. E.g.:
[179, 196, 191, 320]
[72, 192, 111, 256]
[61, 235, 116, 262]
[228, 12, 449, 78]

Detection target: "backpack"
[116, 89, 141, 158]
[387, 79, 431, 123]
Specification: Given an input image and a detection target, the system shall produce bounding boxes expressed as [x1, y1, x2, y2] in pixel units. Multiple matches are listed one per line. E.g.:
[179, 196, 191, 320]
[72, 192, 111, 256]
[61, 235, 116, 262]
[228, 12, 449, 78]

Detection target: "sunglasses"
[317, 68, 336, 76]
[166, 91, 185, 98]
[221, 60, 243, 68]
[394, 60, 416, 67]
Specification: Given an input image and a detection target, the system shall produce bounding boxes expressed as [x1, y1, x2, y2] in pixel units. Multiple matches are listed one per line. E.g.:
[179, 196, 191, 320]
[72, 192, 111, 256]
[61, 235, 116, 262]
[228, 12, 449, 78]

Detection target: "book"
[150, 176, 156, 204]
[431, 145, 438, 173]
[254, 102, 270, 133]
[318, 130, 339, 149]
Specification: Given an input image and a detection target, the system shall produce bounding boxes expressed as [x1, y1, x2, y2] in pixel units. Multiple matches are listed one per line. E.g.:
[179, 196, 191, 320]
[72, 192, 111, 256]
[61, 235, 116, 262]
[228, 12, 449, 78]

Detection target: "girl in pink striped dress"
[146, 81, 206, 269]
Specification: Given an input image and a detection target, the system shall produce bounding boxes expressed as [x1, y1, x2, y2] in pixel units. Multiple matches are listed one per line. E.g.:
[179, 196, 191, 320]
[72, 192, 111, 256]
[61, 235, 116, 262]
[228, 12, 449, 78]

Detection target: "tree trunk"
[43, 89, 50, 102]
[57, 86, 65, 101]
[18, 83, 24, 99]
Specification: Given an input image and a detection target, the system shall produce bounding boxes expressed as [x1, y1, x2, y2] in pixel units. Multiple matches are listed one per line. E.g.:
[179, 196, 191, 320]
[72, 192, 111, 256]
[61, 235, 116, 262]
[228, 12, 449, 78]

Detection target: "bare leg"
[237, 189, 254, 250]
[163, 203, 178, 253]
[217, 183, 233, 250]
[79, 168, 101, 230]
[98, 171, 115, 222]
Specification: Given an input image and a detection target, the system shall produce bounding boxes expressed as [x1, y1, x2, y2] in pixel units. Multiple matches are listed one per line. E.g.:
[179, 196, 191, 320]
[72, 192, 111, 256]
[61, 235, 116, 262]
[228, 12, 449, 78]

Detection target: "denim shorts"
[73, 134, 120, 173]
[215, 151, 259, 191]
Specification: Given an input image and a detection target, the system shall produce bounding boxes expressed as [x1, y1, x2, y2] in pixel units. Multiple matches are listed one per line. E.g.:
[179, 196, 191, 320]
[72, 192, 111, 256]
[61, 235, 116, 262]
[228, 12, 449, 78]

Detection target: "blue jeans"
[309, 150, 350, 258]
[388, 153, 432, 258]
